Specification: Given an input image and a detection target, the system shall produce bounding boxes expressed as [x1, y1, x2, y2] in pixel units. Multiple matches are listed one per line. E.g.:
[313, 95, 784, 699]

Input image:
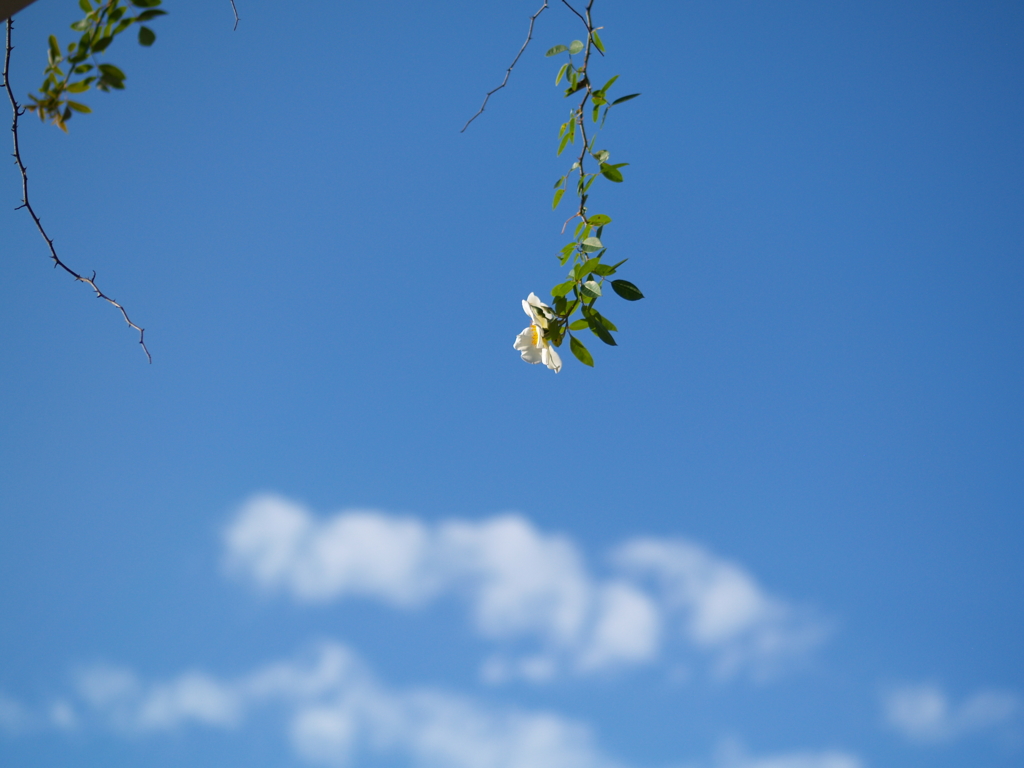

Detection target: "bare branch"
[559, 0, 588, 30]
[4, 18, 151, 363]
[461, 1, 548, 133]
[229, 0, 240, 31]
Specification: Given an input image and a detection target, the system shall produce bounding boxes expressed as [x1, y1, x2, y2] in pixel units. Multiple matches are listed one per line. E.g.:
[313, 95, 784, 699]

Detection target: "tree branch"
[559, 0, 588, 30]
[4, 17, 151, 362]
[229, 0, 239, 31]
[460, 1, 548, 133]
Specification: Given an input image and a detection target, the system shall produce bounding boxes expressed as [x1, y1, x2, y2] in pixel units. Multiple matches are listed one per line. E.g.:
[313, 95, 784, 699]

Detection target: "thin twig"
[4, 18, 151, 362]
[570, 0, 596, 226]
[559, 0, 588, 30]
[229, 0, 239, 31]
[461, 1, 548, 132]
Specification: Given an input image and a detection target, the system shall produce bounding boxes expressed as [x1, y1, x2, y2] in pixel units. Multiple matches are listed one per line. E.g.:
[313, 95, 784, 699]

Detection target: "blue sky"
[1, 1, 1022, 766]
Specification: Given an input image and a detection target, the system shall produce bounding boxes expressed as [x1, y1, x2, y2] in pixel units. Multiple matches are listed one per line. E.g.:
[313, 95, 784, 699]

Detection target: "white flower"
[514, 293, 562, 373]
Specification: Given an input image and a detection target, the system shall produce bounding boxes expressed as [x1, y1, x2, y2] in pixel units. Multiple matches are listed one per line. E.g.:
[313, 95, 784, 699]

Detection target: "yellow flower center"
[531, 324, 543, 347]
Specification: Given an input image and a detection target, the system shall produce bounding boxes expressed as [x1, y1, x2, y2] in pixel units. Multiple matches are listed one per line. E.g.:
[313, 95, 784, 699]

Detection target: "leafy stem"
[25, 0, 166, 132]
[544, 0, 643, 367]
[4, 16, 150, 361]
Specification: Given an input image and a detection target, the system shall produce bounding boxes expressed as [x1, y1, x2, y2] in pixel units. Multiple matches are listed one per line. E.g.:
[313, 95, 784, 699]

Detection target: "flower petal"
[527, 292, 554, 317]
[514, 327, 544, 364]
[542, 344, 562, 373]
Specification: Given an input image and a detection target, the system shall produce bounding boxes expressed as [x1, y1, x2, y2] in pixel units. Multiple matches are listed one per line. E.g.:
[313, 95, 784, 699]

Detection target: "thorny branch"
[229, 0, 239, 31]
[4, 17, 151, 362]
[571, 0, 597, 225]
[559, 0, 588, 31]
[460, 1, 548, 132]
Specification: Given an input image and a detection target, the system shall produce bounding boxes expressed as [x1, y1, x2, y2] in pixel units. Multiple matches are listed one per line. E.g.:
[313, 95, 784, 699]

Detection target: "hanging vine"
[510, 0, 645, 372]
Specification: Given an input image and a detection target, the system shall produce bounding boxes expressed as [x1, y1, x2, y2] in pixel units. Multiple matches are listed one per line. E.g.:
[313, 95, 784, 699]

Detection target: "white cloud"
[68, 642, 622, 768]
[223, 495, 436, 606]
[74, 665, 240, 732]
[882, 682, 1021, 743]
[291, 688, 619, 768]
[224, 496, 824, 682]
[0, 692, 79, 734]
[613, 540, 826, 680]
[48, 700, 78, 730]
[578, 582, 662, 671]
[0, 691, 32, 734]
[710, 739, 863, 768]
[5, 649, 866, 768]
[438, 515, 592, 648]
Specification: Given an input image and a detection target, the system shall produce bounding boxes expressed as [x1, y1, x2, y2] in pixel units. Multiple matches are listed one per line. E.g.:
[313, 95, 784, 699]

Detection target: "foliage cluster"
[26, 0, 164, 131]
[532, 8, 644, 369]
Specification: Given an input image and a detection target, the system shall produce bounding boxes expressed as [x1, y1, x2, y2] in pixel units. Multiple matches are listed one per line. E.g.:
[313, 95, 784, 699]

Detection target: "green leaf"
[137, 26, 156, 46]
[587, 214, 611, 226]
[130, 0, 162, 7]
[600, 163, 624, 183]
[600, 75, 619, 93]
[569, 319, 589, 331]
[568, 39, 584, 55]
[555, 62, 568, 85]
[586, 312, 617, 345]
[557, 132, 571, 156]
[92, 35, 114, 53]
[582, 280, 602, 299]
[580, 237, 603, 252]
[136, 9, 167, 21]
[558, 242, 575, 265]
[70, 19, 90, 31]
[611, 93, 641, 106]
[591, 149, 609, 163]
[611, 279, 644, 301]
[552, 189, 565, 210]
[98, 63, 126, 80]
[552, 280, 576, 298]
[66, 80, 90, 93]
[546, 44, 568, 57]
[594, 310, 618, 331]
[591, 30, 605, 54]
[553, 176, 565, 189]
[66, 100, 91, 113]
[78, 0, 93, 11]
[48, 35, 60, 61]
[592, 263, 617, 277]
[578, 256, 602, 275]
[570, 336, 594, 366]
